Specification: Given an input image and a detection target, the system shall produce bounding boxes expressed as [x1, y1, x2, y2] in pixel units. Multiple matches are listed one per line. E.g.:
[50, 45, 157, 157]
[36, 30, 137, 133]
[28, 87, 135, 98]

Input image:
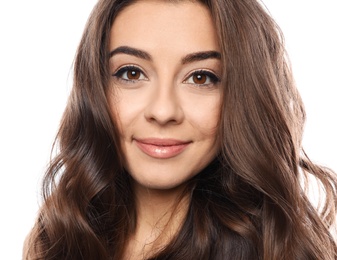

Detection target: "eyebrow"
[109, 46, 221, 64]
[181, 51, 221, 64]
[109, 46, 152, 60]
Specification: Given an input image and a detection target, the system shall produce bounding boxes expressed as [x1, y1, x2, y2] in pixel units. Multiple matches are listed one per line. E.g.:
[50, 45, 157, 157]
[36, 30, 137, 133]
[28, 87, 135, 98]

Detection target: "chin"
[128, 170, 195, 192]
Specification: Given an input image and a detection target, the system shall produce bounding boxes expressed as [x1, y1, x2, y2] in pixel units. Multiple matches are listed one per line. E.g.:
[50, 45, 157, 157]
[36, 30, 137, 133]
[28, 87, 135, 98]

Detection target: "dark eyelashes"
[189, 70, 220, 84]
[112, 66, 220, 86]
[112, 65, 145, 78]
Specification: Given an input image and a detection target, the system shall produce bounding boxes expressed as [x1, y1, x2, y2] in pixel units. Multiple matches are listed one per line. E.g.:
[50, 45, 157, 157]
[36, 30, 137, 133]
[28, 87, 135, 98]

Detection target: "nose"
[144, 81, 184, 125]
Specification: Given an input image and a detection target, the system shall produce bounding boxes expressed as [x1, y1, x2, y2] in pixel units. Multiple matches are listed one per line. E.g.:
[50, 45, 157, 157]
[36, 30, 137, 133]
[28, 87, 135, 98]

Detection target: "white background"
[0, 1, 336, 259]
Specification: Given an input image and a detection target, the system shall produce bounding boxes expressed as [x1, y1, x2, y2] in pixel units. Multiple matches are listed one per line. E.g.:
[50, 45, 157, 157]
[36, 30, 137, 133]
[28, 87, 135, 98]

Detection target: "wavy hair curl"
[24, 0, 337, 259]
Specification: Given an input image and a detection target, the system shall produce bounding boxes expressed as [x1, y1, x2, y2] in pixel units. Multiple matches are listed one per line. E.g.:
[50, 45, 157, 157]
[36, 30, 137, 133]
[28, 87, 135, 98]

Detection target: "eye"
[112, 65, 147, 81]
[184, 70, 220, 86]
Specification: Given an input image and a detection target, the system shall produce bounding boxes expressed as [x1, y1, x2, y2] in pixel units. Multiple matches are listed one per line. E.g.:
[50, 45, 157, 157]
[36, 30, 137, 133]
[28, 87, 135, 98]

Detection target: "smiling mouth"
[134, 138, 191, 159]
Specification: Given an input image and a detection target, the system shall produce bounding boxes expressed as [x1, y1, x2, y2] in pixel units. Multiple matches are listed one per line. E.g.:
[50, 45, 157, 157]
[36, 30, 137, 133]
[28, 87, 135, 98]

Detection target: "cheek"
[184, 95, 221, 137]
[109, 90, 146, 137]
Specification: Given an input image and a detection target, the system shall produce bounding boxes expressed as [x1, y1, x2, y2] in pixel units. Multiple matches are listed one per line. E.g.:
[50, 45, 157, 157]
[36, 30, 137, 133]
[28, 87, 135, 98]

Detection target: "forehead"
[109, 0, 219, 53]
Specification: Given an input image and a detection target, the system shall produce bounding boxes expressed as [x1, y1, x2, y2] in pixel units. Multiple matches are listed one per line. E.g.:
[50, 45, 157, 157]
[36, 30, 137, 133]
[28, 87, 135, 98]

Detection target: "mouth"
[134, 138, 191, 159]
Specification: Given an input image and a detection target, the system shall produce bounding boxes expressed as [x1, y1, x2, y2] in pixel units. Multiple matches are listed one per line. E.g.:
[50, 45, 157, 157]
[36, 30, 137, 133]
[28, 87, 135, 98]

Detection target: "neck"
[125, 183, 190, 259]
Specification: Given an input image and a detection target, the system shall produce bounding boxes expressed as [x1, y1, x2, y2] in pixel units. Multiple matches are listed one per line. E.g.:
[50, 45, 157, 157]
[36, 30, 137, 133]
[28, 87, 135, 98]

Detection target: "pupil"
[128, 70, 139, 79]
[194, 74, 206, 84]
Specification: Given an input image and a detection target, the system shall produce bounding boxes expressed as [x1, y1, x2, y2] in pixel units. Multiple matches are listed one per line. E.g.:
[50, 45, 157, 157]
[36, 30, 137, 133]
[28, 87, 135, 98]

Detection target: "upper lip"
[134, 138, 192, 146]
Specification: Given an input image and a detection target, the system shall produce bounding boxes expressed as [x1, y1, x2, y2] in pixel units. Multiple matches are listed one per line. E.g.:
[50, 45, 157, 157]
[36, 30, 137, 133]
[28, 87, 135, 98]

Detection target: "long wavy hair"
[24, 0, 337, 259]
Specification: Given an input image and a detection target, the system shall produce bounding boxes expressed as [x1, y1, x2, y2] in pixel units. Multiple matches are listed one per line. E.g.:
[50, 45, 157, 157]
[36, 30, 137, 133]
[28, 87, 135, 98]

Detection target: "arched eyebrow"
[181, 51, 221, 64]
[109, 46, 221, 64]
[109, 46, 152, 60]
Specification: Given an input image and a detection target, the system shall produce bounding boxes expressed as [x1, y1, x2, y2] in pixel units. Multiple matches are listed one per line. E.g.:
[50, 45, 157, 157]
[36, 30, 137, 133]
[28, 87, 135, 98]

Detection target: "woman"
[24, 0, 337, 259]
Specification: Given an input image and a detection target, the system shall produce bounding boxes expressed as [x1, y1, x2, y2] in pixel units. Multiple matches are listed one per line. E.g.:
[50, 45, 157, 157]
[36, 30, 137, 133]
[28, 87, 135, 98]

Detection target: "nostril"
[144, 93, 184, 125]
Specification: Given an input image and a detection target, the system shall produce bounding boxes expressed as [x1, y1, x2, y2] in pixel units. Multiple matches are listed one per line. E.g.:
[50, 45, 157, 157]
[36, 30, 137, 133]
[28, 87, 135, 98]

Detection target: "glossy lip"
[134, 138, 191, 159]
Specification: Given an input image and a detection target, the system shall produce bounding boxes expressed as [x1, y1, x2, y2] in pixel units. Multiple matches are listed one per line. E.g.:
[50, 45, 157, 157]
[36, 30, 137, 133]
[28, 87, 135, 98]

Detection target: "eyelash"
[112, 66, 220, 86]
[183, 70, 220, 87]
[112, 65, 147, 83]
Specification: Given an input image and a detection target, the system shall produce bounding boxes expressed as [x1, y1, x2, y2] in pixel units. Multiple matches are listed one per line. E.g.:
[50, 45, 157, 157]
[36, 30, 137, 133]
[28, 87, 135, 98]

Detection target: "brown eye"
[127, 70, 141, 80]
[184, 70, 220, 86]
[113, 66, 147, 82]
[193, 74, 207, 84]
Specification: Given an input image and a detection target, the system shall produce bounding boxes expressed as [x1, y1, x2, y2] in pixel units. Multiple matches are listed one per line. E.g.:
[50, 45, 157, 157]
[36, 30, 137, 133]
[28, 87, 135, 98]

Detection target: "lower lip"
[135, 141, 190, 159]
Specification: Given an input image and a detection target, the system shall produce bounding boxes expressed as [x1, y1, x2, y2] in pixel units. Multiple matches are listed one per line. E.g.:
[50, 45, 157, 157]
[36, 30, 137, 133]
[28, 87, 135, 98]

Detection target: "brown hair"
[24, 0, 337, 259]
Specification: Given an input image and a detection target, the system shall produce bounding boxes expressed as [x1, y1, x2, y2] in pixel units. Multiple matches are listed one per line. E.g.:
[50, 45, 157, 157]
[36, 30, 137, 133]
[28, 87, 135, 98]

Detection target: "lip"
[134, 138, 191, 159]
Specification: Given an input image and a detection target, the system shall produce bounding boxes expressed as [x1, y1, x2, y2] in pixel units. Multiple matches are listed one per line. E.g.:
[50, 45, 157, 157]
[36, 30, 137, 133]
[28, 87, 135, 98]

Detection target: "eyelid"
[183, 69, 220, 86]
[112, 64, 148, 81]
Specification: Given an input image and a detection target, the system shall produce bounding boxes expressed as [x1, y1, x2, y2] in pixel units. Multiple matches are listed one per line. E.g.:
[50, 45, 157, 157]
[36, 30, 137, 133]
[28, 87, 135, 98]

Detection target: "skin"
[108, 0, 221, 258]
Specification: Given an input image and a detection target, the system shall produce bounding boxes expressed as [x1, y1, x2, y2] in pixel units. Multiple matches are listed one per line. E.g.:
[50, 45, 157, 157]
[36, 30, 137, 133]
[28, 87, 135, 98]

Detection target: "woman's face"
[108, 0, 221, 190]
